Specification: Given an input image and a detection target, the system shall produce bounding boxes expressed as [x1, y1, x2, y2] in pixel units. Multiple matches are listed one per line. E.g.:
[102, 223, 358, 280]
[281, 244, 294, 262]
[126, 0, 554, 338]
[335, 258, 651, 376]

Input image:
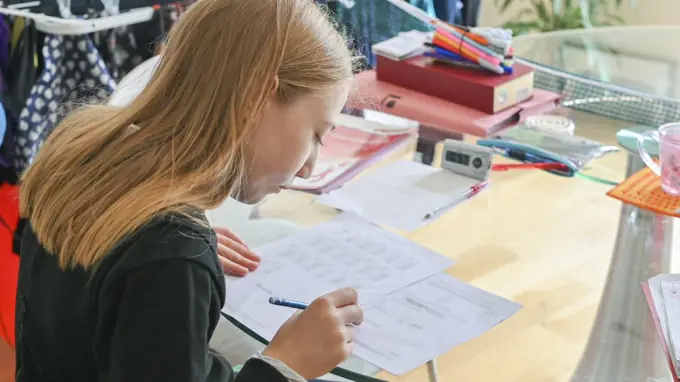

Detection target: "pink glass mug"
[637, 123, 680, 196]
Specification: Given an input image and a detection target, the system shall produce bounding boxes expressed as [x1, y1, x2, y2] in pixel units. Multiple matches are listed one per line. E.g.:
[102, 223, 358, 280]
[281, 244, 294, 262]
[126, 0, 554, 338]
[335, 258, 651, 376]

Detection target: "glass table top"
[209, 26, 679, 382]
[513, 26, 680, 100]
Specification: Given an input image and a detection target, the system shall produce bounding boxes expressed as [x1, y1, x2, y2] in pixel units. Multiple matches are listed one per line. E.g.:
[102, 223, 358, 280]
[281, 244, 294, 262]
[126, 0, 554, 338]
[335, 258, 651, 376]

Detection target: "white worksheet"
[317, 160, 482, 231]
[355, 273, 521, 375]
[223, 215, 454, 340]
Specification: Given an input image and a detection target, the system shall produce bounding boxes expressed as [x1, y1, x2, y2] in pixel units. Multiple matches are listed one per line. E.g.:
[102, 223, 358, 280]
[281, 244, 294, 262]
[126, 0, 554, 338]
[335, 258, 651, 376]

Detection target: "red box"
[375, 54, 535, 114]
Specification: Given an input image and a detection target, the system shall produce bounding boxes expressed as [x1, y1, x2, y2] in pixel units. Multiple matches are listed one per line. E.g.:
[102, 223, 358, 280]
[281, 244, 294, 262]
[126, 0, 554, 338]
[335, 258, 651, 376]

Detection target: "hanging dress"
[90, 9, 150, 83]
[0, 16, 10, 94]
[15, 32, 116, 172]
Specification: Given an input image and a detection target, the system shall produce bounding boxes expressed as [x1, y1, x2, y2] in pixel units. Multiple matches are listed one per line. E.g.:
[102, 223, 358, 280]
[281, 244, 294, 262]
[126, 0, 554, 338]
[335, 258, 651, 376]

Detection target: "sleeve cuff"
[251, 352, 307, 382]
[237, 358, 290, 382]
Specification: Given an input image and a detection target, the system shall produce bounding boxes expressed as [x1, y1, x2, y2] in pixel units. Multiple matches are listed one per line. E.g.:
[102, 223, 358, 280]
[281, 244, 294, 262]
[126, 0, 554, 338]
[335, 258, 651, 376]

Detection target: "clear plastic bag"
[494, 123, 620, 171]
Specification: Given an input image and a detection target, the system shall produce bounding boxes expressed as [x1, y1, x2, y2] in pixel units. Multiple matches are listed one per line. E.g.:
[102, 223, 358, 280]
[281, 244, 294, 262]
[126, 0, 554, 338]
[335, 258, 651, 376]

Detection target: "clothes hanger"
[0, 0, 154, 35]
[1, 0, 356, 36]
[332, 0, 356, 8]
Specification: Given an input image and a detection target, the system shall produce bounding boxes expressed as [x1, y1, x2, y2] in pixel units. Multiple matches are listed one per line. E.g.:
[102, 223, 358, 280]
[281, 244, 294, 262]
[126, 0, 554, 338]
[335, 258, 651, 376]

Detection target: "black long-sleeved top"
[15, 213, 288, 382]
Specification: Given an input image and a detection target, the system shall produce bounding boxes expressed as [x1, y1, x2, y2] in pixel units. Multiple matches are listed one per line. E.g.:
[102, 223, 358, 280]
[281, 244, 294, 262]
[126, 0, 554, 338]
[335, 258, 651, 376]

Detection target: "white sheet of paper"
[354, 273, 521, 375]
[662, 281, 680, 362]
[223, 215, 454, 340]
[317, 160, 480, 231]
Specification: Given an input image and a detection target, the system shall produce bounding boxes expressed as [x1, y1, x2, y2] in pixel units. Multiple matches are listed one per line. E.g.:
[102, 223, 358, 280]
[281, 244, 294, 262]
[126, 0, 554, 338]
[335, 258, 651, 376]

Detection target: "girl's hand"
[213, 227, 261, 276]
[262, 288, 364, 379]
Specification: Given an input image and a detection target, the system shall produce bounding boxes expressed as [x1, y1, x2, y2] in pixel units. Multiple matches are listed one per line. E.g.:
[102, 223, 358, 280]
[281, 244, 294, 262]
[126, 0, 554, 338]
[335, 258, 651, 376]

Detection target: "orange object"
[453, 26, 489, 46]
[433, 31, 483, 65]
[434, 27, 501, 66]
[607, 167, 680, 218]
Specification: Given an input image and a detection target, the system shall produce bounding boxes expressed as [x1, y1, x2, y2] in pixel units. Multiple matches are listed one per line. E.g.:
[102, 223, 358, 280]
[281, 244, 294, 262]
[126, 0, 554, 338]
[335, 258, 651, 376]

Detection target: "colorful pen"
[492, 163, 569, 171]
[423, 182, 487, 219]
[500, 149, 573, 175]
[268, 297, 309, 310]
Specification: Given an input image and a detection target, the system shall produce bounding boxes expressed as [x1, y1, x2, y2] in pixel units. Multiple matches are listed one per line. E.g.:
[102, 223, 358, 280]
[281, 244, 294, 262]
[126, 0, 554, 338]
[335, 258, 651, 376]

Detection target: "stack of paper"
[352, 70, 561, 138]
[643, 274, 680, 380]
[223, 215, 521, 375]
[317, 160, 487, 231]
[289, 113, 416, 194]
[371, 30, 431, 61]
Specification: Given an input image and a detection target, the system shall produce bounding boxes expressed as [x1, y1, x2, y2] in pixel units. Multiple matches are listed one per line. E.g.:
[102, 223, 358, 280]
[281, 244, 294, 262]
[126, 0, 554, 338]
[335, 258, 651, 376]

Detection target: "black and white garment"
[91, 10, 151, 82]
[15, 33, 116, 172]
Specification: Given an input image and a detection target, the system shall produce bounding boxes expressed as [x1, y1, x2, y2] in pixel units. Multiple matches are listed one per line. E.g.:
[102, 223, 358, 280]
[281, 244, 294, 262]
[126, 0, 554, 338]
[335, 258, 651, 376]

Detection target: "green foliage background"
[495, 0, 631, 35]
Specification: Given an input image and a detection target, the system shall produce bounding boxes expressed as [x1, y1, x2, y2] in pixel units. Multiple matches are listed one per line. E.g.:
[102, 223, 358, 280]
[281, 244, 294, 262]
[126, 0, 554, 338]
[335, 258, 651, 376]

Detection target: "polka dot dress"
[90, 9, 150, 82]
[15, 33, 116, 172]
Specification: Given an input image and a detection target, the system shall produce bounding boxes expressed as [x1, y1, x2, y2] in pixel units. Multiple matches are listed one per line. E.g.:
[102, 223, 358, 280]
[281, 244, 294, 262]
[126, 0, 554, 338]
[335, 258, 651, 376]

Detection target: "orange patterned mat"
[607, 167, 680, 218]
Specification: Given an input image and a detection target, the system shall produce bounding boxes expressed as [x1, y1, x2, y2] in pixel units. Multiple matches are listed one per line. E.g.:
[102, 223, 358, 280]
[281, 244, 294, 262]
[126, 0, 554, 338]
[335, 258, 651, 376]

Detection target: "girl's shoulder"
[97, 211, 222, 284]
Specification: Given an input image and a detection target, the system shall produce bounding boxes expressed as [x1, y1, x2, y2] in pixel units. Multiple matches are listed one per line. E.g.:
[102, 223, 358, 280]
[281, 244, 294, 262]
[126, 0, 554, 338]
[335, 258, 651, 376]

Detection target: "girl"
[14, 0, 363, 381]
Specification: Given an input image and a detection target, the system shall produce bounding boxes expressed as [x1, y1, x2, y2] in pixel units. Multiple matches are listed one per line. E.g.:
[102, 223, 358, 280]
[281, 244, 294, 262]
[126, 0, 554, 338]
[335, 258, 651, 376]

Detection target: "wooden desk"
[255, 109, 678, 382]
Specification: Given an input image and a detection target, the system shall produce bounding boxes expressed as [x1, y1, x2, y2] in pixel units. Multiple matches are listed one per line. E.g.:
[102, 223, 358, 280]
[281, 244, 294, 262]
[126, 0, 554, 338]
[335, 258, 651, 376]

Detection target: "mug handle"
[636, 130, 661, 176]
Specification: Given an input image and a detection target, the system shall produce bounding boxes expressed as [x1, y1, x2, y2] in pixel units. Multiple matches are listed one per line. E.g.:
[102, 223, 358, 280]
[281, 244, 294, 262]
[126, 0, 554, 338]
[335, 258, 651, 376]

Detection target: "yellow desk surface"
[255, 110, 677, 382]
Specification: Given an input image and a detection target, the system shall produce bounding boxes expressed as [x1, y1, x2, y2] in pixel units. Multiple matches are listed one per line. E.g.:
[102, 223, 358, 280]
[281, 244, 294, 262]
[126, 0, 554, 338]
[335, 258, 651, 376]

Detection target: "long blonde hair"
[19, 0, 355, 269]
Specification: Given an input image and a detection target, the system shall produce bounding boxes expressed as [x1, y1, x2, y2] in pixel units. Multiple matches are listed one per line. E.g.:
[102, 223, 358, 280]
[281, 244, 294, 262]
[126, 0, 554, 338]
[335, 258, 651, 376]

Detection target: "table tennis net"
[520, 58, 680, 127]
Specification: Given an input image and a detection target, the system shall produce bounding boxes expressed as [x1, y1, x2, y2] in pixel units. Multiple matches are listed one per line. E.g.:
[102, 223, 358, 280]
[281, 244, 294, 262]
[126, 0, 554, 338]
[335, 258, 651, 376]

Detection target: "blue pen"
[269, 296, 309, 310]
[425, 53, 484, 71]
[434, 47, 467, 62]
[506, 148, 552, 164]
[426, 46, 506, 74]
[505, 148, 573, 176]
[269, 296, 359, 327]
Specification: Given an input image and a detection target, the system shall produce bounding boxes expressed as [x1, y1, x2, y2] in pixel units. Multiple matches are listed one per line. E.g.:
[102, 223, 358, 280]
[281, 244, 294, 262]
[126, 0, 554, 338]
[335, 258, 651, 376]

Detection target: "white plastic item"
[108, 55, 161, 106]
[0, 5, 154, 35]
[330, 0, 355, 8]
[523, 115, 575, 135]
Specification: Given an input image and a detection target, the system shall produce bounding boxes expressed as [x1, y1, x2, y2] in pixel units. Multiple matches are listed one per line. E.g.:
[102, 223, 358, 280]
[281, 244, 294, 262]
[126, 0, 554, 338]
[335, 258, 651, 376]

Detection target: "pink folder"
[642, 280, 680, 381]
[350, 70, 561, 138]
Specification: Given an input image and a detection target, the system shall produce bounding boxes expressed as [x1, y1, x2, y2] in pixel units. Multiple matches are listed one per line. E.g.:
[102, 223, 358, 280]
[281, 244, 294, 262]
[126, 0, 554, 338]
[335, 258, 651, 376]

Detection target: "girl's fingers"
[218, 256, 249, 277]
[214, 227, 249, 247]
[218, 243, 259, 271]
[216, 233, 261, 263]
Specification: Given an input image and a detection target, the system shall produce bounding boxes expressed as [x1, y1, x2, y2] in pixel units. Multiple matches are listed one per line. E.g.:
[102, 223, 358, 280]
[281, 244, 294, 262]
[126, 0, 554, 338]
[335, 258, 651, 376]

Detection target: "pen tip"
[268, 297, 277, 304]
